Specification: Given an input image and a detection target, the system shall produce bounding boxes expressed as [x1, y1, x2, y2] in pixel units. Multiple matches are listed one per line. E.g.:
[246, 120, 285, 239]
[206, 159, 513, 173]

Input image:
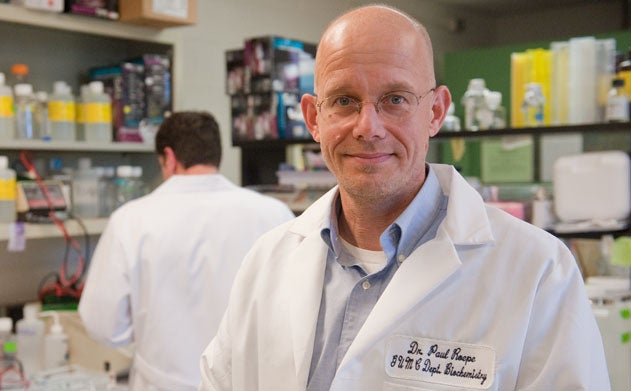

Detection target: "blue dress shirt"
[307, 166, 449, 391]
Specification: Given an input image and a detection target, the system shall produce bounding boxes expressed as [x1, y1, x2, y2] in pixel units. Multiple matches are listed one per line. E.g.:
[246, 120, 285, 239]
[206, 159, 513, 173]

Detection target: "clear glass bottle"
[522, 82, 545, 127]
[461, 78, 487, 131]
[14, 83, 39, 140]
[605, 78, 630, 122]
[485, 91, 507, 129]
[441, 102, 461, 132]
[35, 91, 51, 141]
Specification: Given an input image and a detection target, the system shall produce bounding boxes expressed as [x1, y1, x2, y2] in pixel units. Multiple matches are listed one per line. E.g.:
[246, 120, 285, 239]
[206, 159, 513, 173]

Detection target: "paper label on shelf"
[0, 96, 12, 117]
[7, 222, 25, 252]
[152, 0, 188, 18]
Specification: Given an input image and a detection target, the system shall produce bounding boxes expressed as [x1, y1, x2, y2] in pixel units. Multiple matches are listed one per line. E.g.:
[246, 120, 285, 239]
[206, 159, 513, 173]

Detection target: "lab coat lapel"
[338, 227, 461, 370]
[286, 190, 335, 386]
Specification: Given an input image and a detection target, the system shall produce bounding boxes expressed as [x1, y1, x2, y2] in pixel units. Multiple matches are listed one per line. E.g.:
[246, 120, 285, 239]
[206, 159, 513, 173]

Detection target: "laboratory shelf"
[0, 3, 178, 44]
[0, 218, 108, 241]
[1, 140, 155, 153]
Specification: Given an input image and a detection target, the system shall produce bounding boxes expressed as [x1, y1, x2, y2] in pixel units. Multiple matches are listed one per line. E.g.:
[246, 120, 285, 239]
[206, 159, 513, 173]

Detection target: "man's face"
[304, 20, 443, 203]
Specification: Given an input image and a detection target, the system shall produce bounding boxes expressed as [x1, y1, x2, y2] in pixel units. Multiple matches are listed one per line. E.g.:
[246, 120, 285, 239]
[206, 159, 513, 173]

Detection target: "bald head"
[314, 5, 435, 94]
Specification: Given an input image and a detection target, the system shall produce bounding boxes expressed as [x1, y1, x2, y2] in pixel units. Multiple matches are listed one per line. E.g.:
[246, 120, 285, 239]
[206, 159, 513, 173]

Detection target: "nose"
[352, 102, 386, 140]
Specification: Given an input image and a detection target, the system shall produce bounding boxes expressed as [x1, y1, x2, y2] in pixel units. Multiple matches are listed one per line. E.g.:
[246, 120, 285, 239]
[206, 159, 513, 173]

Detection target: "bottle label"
[0, 96, 13, 117]
[84, 103, 111, 124]
[49, 101, 76, 122]
[0, 178, 16, 201]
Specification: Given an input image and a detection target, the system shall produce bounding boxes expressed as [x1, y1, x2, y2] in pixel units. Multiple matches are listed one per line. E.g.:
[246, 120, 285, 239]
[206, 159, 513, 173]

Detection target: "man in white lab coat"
[199, 5, 610, 391]
[78, 111, 294, 390]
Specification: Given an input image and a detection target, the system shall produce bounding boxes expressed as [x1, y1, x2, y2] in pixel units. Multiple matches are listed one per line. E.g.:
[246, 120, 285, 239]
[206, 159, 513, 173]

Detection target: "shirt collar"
[321, 165, 445, 261]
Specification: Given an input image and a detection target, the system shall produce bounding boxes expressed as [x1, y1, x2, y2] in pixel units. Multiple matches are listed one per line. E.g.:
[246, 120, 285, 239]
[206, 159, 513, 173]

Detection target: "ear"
[301, 93, 321, 142]
[428, 85, 452, 137]
[162, 146, 178, 176]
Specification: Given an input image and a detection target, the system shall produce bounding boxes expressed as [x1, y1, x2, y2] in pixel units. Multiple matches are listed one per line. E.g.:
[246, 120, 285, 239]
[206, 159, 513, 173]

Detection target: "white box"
[553, 151, 630, 223]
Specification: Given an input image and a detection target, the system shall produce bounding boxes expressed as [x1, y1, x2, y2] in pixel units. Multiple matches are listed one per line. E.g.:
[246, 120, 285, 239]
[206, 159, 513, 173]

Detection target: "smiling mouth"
[347, 152, 393, 163]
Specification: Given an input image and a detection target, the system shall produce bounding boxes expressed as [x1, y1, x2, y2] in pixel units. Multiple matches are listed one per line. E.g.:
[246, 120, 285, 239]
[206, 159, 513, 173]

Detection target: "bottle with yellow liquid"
[0, 73, 14, 141]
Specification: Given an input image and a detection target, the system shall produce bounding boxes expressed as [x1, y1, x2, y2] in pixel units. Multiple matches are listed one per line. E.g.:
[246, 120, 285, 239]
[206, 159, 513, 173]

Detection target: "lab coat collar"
[152, 173, 235, 194]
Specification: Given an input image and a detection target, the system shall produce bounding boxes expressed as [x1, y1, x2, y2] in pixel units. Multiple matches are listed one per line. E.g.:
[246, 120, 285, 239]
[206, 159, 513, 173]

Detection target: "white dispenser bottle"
[0, 156, 16, 224]
[83, 81, 112, 143]
[40, 311, 69, 370]
[0, 73, 14, 141]
[48, 81, 77, 141]
[16, 303, 45, 378]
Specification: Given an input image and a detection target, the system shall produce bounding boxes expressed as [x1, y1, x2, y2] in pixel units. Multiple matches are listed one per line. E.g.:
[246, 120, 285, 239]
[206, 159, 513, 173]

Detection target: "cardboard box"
[119, 0, 197, 28]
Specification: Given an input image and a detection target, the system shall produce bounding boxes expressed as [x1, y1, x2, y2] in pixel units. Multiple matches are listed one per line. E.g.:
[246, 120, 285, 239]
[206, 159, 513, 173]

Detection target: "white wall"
[171, 0, 497, 185]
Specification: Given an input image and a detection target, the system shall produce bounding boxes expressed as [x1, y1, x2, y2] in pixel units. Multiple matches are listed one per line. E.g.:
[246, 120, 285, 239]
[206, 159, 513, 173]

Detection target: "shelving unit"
[236, 121, 631, 186]
[0, 4, 182, 306]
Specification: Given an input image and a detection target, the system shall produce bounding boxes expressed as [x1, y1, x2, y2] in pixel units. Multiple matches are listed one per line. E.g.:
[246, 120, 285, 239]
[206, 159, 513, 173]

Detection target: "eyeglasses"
[316, 88, 435, 125]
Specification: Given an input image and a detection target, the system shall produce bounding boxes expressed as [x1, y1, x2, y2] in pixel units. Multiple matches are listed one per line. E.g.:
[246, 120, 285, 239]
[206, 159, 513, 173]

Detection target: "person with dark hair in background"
[79, 111, 294, 390]
[199, 5, 610, 391]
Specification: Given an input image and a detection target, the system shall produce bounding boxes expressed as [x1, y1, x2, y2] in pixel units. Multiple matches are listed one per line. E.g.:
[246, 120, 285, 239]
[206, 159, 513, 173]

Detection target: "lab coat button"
[362, 280, 371, 290]
[397, 254, 405, 263]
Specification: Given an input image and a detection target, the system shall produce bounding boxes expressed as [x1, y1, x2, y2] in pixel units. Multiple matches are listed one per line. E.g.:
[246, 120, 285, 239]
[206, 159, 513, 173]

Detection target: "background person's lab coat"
[200, 164, 610, 391]
[79, 174, 294, 390]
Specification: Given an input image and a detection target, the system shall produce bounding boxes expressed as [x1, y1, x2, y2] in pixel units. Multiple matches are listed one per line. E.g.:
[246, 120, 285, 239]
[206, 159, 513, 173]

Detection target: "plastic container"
[0, 317, 13, 356]
[461, 78, 487, 131]
[35, 91, 51, 141]
[16, 303, 45, 378]
[98, 166, 117, 217]
[0, 72, 15, 141]
[40, 311, 69, 370]
[83, 81, 112, 143]
[115, 165, 136, 208]
[522, 82, 545, 127]
[71, 157, 100, 218]
[14, 82, 39, 140]
[48, 81, 77, 141]
[0, 156, 17, 223]
[440, 102, 461, 132]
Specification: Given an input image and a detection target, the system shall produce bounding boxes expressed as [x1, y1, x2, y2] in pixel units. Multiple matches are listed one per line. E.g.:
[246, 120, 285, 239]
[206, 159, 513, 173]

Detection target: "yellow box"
[119, 0, 197, 28]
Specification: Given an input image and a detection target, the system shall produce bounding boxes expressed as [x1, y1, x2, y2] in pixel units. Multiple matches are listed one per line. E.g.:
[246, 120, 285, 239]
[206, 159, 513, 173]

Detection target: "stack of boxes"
[227, 36, 316, 143]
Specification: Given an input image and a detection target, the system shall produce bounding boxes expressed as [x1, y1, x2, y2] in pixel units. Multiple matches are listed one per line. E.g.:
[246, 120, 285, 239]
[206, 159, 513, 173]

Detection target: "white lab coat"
[199, 164, 610, 390]
[78, 174, 294, 390]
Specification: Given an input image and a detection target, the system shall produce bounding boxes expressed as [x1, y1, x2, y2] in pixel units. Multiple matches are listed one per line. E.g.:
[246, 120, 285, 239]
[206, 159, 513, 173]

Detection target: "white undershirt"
[338, 236, 387, 275]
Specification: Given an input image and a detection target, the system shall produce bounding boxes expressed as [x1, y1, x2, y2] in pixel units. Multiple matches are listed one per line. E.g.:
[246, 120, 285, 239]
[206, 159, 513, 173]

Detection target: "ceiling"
[429, 0, 621, 16]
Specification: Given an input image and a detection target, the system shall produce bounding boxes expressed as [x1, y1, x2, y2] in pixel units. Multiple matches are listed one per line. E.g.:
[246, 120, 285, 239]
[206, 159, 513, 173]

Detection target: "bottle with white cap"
[0, 156, 16, 224]
[16, 303, 45, 378]
[83, 80, 112, 143]
[14, 82, 39, 140]
[48, 81, 77, 141]
[40, 311, 69, 370]
[0, 73, 14, 140]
